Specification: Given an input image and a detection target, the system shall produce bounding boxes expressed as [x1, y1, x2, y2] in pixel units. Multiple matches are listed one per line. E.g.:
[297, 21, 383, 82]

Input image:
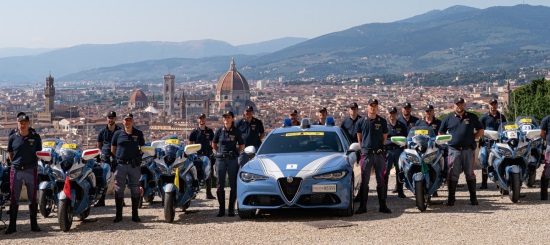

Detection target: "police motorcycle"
[137, 141, 161, 208]
[143, 136, 201, 223]
[391, 126, 452, 211]
[37, 138, 60, 218]
[515, 116, 544, 187]
[484, 122, 541, 203]
[0, 155, 10, 222]
[36, 141, 102, 232]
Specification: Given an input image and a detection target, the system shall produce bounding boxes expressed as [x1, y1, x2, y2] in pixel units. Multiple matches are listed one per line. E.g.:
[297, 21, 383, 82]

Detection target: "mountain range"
[3, 4, 550, 83]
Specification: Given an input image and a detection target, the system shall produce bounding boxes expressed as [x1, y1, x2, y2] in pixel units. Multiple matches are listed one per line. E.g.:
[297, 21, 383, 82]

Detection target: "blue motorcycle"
[515, 116, 544, 187]
[142, 136, 201, 223]
[37, 138, 60, 218]
[0, 160, 10, 222]
[391, 126, 452, 211]
[484, 122, 541, 202]
[138, 149, 159, 208]
[36, 142, 102, 232]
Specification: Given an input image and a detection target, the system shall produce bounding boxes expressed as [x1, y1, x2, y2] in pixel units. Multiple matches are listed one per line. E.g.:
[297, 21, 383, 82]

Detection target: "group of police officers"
[5, 97, 550, 233]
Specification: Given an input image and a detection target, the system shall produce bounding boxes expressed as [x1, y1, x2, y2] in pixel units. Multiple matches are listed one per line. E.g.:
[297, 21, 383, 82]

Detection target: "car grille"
[278, 177, 302, 202]
[243, 195, 285, 206]
[296, 194, 341, 206]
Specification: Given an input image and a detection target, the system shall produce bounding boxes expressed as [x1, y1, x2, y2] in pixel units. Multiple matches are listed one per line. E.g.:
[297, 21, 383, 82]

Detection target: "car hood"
[246, 153, 345, 179]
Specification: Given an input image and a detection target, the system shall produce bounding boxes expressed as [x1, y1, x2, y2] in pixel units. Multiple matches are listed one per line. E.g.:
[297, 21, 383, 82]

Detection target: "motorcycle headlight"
[313, 170, 348, 180]
[52, 169, 64, 181]
[172, 160, 186, 171]
[240, 172, 269, 182]
[37, 164, 44, 174]
[67, 168, 83, 180]
[498, 147, 513, 157]
[170, 167, 180, 175]
[406, 153, 420, 164]
[423, 151, 437, 164]
[516, 145, 528, 156]
[141, 156, 153, 167]
[155, 162, 168, 175]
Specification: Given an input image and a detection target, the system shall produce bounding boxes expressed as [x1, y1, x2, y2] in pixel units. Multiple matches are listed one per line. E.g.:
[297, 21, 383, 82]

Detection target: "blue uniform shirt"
[236, 117, 264, 148]
[97, 124, 121, 156]
[415, 118, 442, 134]
[385, 120, 408, 146]
[8, 131, 42, 169]
[439, 112, 483, 149]
[540, 115, 550, 142]
[480, 111, 507, 131]
[111, 127, 145, 160]
[340, 115, 362, 143]
[397, 115, 419, 133]
[189, 126, 214, 154]
[213, 125, 244, 153]
[356, 115, 388, 151]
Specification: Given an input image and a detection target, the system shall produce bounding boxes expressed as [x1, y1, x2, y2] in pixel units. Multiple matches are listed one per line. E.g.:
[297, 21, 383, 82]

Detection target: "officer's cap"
[245, 105, 254, 111]
[318, 107, 327, 113]
[367, 99, 378, 105]
[222, 111, 234, 118]
[107, 111, 117, 118]
[424, 105, 434, 111]
[123, 113, 134, 119]
[197, 113, 206, 119]
[290, 109, 298, 115]
[348, 102, 358, 109]
[454, 98, 465, 104]
[388, 107, 398, 114]
[489, 98, 498, 104]
[403, 102, 412, 108]
[17, 115, 30, 122]
[16, 111, 26, 118]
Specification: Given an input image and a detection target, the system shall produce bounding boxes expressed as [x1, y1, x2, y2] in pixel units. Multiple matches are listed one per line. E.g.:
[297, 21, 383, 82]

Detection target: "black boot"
[4, 205, 18, 234]
[467, 179, 479, 205]
[29, 204, 41, 232]
[353, 185, 363, 202]
[391, 183, 398, 193]
[541, 177, 549, 200]
[447, 180, 458, 206]
[206, 179, 216, 200]
[94, 193, 106, 207]
[131, 197, 141, 222]
[216, 191, 225, 217]
[396, 175, 406, 198]
[228, 190, 236, 217]
[113, 197, 123, 223]
[480, 169, 488, 190]
[377, 187, 392, 213]
[355, 187, 368, 214]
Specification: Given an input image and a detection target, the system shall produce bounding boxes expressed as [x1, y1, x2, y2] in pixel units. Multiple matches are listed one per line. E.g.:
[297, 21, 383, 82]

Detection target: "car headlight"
[313, 170, 348, 180]
[406, 153, 420, 164]
[52, 169, 64, 181]
[516, 145, 528, 156]
[67, 168, 83, 180]
[498, 147, 513, 157]
[155, 162, 168, 175]
[240, 172, 269, 182]
[423, 151, 437, 164]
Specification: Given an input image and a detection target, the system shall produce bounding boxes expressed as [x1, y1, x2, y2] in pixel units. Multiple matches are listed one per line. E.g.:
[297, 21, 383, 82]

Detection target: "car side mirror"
[346, 143, 361, 155]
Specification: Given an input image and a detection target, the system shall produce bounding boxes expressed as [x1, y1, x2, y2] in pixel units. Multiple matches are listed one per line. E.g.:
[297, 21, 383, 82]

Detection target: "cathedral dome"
[129, 89, 148, 103]
[216, 58, 250, 94]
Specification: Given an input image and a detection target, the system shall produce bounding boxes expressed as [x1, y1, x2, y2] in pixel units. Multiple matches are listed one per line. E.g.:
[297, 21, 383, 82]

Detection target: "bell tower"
[44, 73, 55, 113]
[163, 74, 175, 115]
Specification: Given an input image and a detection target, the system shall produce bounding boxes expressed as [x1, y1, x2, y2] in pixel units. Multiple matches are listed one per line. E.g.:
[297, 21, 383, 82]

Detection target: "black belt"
[117, 158, 140, 164]
[11, 165, 35, 171]
[216, 152, 237, 158]
[449, 146, 473, 151]
[363, 149, 385, 155]
[385, 145, 401, 150]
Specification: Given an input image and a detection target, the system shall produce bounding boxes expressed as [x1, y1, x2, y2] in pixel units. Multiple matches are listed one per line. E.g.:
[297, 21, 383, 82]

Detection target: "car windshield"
[258, 131, 343, 154]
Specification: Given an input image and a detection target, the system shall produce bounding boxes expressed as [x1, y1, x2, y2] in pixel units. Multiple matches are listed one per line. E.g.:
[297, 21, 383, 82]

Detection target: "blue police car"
[237, 117, 361, 218]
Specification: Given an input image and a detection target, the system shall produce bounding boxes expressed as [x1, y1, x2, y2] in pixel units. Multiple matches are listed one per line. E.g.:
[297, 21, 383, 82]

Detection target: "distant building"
[44, 73, 55, 112]
[37, 73, 78, 123]
[128, 89, 148, 109]
[163, 74, 175, 115]
[215, 58, 255, 114]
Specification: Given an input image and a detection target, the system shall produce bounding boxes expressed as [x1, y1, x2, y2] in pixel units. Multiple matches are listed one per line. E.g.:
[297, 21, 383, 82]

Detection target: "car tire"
[336, 178, 354, 217]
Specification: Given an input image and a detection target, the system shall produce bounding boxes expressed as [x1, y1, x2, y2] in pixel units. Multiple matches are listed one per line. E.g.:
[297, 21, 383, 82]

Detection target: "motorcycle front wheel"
[509, 172, 521, 203]
[164, 191, 176, 223]
[38, 190, 54, 218]
[415, 180, 428, 212]
[58, 199, 73, 232]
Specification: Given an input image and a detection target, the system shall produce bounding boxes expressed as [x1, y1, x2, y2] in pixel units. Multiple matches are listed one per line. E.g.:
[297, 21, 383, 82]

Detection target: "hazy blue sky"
[1, 0, 548, 48]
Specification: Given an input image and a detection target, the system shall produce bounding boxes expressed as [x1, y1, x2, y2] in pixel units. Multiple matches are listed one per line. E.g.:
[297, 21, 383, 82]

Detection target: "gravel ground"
[2, 167, 550, 245]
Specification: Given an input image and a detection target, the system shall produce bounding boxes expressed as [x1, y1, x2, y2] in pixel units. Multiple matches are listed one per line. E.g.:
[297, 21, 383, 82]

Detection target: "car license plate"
[312, 184, 336, 193]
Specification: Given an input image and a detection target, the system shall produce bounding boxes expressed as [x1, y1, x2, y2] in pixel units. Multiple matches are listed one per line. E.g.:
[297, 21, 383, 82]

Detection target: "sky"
[1, 0, 549, 49]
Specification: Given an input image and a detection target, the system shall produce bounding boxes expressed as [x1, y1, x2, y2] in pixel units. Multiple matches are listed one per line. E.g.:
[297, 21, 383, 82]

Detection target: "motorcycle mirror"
[184, 144, 201, 155]
[390, 136, 407, 147]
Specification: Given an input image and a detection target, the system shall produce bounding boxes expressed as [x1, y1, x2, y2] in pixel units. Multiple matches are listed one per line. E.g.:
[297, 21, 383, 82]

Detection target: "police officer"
[539, 114, 550, 200]
[439, 98, 484, 206]
[355, 99, 391, 214]
[398, 102, 419, 132]
[188, 113, 216, 200]
[415, 104, 444, 197]
[340, 102, 362, 143]
[479, 98, 506, 189]
[94, 110, 121, 207]
[212, 111, 244, 217]
[313, 107, 328, 125]
[385, 106, 408, 198]
[290, 109, 300, 126]
[9, 112, 36, 137]
[5, 115, 42, 234]
[111, 113, 145, 222]
[236, 106, 265, 167]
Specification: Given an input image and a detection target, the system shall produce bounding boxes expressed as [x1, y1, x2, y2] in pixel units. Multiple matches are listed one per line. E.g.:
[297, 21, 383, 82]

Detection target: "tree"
[505, 78, 550, 122]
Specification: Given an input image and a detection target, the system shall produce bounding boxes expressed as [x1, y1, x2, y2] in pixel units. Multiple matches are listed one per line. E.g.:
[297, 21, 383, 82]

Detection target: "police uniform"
[5, 115, 42, 234]
[415, 105, 442, 133]
[236, 106, 265, 167]
[397, 102, 419, 133]
[111, 113, 145, 222]
[479, 99, 507, 189]
[354, 99, 391, 214]
[94, 111, 121, 207]
[385, 107, 408, 198]
[189, 113, 216, 199]
[213, 111, 244, 217]
[312, 107, 328, 125]
[340, 102, 362, 143]
[540, 114, 550, 199]
[439, 98, 484, 206]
